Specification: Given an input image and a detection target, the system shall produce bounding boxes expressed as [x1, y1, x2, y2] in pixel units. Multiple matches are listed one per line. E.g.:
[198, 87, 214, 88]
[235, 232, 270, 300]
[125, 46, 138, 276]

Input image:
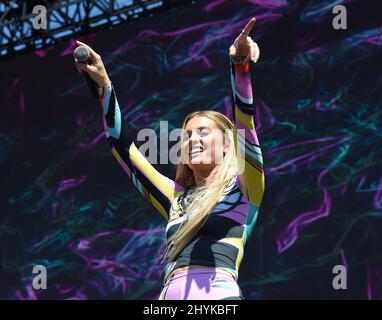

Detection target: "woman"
[75, 17, 264, 300]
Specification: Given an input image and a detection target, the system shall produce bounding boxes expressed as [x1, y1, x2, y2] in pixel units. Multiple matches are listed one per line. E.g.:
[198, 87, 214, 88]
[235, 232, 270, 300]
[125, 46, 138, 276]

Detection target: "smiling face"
[181, 116, 227, 174]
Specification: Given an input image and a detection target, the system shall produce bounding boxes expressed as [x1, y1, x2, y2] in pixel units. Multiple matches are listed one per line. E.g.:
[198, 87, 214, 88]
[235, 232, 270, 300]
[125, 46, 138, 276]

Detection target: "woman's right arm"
[74, 41, 183, 221]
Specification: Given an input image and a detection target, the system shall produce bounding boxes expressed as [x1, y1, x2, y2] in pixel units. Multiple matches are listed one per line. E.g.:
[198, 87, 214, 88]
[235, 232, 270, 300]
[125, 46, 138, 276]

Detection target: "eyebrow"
[185, 126, 211, 134]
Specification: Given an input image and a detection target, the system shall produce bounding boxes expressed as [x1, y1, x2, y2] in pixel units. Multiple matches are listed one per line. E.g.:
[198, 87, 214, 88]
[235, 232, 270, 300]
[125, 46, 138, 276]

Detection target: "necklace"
[179, 187, 197, 217]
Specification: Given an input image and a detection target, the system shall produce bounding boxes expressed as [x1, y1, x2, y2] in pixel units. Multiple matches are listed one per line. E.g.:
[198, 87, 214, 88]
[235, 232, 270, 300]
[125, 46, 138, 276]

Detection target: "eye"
[199, 128, 210, 136]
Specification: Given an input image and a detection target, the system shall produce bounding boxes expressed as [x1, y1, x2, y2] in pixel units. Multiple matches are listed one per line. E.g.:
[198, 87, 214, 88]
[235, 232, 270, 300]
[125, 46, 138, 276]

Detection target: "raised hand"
[74, 40, 111, 88]
[229, 17, 260, 65]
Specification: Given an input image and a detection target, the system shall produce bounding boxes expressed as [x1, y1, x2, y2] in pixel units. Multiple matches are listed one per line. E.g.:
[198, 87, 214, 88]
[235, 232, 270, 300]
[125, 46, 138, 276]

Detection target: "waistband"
[163, 264, 237, 287]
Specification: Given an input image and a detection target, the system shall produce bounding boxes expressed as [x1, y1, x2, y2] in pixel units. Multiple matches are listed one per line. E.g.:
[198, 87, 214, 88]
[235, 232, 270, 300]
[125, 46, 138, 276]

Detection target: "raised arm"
[74, 41, 183, 221]
[228, 18, 265, 207]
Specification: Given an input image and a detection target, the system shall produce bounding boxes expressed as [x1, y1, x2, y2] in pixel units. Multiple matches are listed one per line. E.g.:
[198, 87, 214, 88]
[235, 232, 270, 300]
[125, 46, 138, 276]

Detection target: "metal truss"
[0, 0, 197, 61]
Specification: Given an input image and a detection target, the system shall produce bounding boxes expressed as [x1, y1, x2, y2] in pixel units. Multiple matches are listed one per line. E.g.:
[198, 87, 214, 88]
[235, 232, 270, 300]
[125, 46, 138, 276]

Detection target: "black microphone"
[74, 46, 100, 99]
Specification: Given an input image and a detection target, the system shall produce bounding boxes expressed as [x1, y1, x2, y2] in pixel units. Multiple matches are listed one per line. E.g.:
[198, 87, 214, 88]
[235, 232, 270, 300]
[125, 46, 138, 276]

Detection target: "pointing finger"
[242, 17, 256, 36]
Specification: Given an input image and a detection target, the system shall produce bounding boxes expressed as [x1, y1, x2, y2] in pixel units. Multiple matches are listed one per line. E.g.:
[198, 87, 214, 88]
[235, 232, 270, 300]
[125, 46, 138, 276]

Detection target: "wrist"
[98, 79, 112, 98]
[98, 77, 111, 88]
[235, 62, 249, 73]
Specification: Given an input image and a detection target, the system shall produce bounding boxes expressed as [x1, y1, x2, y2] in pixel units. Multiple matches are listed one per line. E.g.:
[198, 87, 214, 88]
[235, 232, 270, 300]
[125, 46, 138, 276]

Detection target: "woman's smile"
[190, 147, 204, 157]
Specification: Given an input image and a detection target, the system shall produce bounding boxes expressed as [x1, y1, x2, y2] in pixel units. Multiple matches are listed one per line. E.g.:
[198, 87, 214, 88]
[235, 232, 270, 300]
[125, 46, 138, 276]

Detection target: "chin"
[187, 161, 215, 172]
[189, 157, 206, 166]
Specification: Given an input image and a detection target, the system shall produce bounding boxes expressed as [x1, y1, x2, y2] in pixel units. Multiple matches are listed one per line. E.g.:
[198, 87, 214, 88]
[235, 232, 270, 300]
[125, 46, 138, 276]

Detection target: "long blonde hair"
[161, 110, 239, 263]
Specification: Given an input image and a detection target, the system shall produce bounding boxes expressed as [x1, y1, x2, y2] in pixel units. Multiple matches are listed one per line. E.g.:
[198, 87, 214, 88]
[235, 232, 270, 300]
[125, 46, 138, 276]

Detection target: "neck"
[192, 167, 216, 187]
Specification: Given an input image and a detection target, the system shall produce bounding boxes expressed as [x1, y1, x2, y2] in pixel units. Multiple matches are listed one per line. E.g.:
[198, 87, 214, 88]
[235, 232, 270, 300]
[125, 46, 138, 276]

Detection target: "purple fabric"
[158, 267, 242, 300]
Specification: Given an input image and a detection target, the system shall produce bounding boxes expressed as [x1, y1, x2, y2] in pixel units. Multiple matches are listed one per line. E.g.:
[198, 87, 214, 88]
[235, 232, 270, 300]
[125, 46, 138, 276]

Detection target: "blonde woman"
[75, 17, 264, 300]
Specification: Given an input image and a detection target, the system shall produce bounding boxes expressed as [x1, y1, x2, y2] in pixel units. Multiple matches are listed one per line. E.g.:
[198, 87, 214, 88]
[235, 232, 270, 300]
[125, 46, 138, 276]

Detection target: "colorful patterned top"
[99, 59, 265, 283]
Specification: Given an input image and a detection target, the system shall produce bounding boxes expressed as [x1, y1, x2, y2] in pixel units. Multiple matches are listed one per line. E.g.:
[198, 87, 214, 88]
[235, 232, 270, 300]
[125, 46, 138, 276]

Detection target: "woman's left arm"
[229, 17, 265, 207]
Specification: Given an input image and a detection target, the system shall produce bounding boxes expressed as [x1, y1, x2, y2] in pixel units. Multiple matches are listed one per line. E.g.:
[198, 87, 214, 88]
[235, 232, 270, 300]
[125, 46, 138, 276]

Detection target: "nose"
[189, 131, 199, 142]
[190, 131, 204, 142]
[188, 132, 203, 150]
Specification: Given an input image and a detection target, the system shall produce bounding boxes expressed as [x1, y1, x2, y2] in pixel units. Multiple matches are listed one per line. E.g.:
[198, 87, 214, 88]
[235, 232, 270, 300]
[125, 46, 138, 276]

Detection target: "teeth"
[190, 149, 203, 154]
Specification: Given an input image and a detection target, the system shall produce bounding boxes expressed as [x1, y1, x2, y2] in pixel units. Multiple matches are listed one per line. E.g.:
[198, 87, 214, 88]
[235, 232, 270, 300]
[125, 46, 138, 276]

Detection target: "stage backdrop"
[0, 0, 381, 299]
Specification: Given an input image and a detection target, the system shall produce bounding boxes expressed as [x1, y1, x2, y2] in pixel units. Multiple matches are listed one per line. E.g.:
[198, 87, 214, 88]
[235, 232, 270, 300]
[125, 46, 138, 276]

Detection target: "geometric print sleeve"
[229, 60, 265, 207]
[99, 83, 183, 221]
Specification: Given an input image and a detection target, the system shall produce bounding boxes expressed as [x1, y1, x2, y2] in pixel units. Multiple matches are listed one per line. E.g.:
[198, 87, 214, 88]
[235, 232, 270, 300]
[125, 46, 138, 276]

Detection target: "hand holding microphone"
[74, 40, 111, 98]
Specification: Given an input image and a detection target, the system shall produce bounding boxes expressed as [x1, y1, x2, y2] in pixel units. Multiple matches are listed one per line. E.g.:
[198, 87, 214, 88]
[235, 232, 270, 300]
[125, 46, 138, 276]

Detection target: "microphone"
[74, 46, 100, 99]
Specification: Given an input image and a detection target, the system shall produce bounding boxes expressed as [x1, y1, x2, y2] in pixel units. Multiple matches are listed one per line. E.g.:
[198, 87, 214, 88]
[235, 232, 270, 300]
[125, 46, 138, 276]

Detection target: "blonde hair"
[161, 110, 239, 263]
